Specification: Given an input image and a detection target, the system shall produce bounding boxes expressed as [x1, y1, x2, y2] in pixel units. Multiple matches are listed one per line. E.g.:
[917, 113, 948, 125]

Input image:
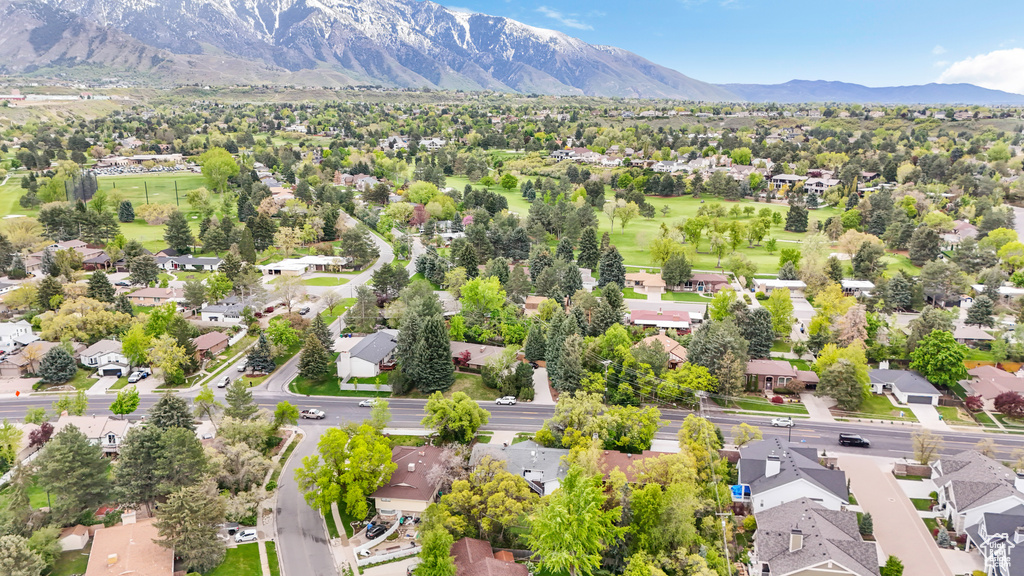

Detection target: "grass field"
[404, 372, 496, 401]
[846, 394, 918, 421]
[205, 542, 262, 576]
[911, 498, 934, 511]
[303, 276, 350, 287]
[936, 405, 977, 425]
[715, 396, 809, 414]
[51, 546, 91, 576]
[266, 542, 281, 576]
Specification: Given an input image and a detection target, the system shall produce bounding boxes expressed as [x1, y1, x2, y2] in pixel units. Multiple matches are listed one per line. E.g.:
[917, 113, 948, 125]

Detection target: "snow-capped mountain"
[4, 0, 734, 99]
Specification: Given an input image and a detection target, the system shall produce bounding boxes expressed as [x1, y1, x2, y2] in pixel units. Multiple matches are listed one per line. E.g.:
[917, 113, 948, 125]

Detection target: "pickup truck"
[300, 409, 326, 419]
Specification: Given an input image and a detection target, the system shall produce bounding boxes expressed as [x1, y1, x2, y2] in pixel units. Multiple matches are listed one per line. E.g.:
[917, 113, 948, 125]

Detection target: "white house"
[932, 450, 1024, 535]
[869, 369, 941, 406]
[0, 320, 35, 352]
[258, 255, 353, 276]
[155, 255, 222, 272]
[753, 278, 807, 295]
[200, 302, 244, 324]
[841, 279, 875, 297]
[53, 414, 132, 455]
[738, 438, 848, 512]
[336, 330, 398, 379]
[79, 339, 130, 377]
[965, 505, 1024, 576]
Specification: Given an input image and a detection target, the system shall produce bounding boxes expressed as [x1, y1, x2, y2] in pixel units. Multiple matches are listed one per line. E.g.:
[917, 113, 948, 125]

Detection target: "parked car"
[127, 371, 148, 383]
[223, 522, 239, 535]
[237, 363, 247, 372]
[358, 399, 378, 408]
[254, 311, 264, 318]
[299, 306, 311, 315]
[407, 559, 422, 576]
[218, 376, 231, 388]
[529, 361, 540, 369]
[771, 417, 794, 428]
[495, 396, 517, 405]
[300, 409, 326, 419]
[114, 280, 130, 287]
[235, 529, 257, 543]
[365, 523, 388, 539]
[838, 433, 870, 447]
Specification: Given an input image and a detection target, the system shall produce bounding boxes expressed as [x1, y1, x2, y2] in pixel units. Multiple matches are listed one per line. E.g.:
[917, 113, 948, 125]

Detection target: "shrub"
[771, 395, 784, 404]
[755, 291, 768, 301]
[742, 515, 757, 531]
[135, 202, 178, 225]
[518, 386, 535, 402]
[266, 481, 277, 491]
[965, 395, 983, 411]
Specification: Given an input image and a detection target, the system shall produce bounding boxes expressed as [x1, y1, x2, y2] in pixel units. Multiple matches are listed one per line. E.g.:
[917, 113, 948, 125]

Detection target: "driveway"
[86, 375, 120, 396]
[838, 454, 952, 576]
[532, 367, 554, 405]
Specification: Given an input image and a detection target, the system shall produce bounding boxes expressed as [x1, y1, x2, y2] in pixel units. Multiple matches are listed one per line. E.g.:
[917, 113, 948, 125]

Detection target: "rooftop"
[869, 369, 941, 396]
[739, 438, 847, 502]
[371, 445, 443, 502]
[934, 450, 1024, 511]
[192, 331, 229, 350]
[80, 339, 123, 358]
[348, 330, 399, 364]
[83, 518, 172, 576]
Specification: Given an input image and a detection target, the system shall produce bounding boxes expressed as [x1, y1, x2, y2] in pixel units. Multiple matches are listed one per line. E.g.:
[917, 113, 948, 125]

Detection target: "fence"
[356, 545, 421, 567]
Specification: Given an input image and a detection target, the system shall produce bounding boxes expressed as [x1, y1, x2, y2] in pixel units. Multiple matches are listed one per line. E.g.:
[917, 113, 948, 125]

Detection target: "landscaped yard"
[389, 435, 427, 447]
[50, 545, 91, 576]
[404, 372, 497, 401]
[771, 339, 792, 353]
[936, 406, 977, 426]
[205, 542, 262, 576]
[843, 393, 917, 421]
[716, 396, 809, 415]
[266, 541, 281, 576]
[659, 291, 715, 302]
[38, 368, 96, 392]
[975, 411, 998, 427]
[911, 498, 934, 511]
[302, 276, 350, 287]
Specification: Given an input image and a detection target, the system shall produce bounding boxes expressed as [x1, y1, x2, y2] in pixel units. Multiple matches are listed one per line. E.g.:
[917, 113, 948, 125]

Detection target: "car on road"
[838, 433, 870, 447]
[358, 399, 379, 408]
[235, 529, 257, 543]
[237, 363, 247, 372]
[218, 376, 231, 388]
[300, 409, 326, 419]
[114, 281, 130, 287]
[495, 396, 517, 405]
[127, 370, 149, 383]
[365, 523, 388, 540]
[770, 417, 794, 428]
[529, 361, 540, 369]
[299, 306, 311, 315]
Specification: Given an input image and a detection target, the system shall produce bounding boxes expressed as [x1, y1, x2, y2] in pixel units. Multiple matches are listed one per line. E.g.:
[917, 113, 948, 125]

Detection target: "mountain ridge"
[719, 79, 1024, 105]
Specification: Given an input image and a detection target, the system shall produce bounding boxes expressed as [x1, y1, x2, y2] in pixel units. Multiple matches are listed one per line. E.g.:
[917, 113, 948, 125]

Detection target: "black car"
[838, 433, 870, 447]
[299, 306, 311, 315]
[365, 523, 388, 539]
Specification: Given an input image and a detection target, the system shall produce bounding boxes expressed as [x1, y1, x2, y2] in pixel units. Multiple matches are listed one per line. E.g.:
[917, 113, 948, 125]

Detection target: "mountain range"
[1, 0, 1022, 105]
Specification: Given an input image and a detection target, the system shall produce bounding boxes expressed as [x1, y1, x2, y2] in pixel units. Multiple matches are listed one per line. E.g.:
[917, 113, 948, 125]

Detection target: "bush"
[965, 395, 983, 411]
[742, 515, 757, 531]
[742, 294, 752, 304]
[266, 480, 277, 491]
[755, 291, 768, 301]
[518, 386, 535, 401]
[771, 395, 784, 404]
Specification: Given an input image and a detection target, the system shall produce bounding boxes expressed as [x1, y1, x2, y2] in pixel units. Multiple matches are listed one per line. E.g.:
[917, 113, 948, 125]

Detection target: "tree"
[577, 227, 600, 269]
[421, 391, 491, 444]
[272, 275, 307, 313]
[299, 332, 330, 379]
[117, 199, 135, 223]
[129, 253, 160, 286]
[785, 203, 808, 232]
[154, 480, 226, 573]
[835, 304, 868, 346]
[763, 288, 795, 337]
[741, 307, 775, 359]
[216, 441, 272, 495]
[524, 322, 546, 361]
[912, 429, 943, 465]
[164, 210, 196, 254]
[345, 286, 380, 333]
[183, 279, 207, 310]
[416, 527, 456, 576]
[155, 426, 210, 493]
[615, 202, 641, 235]
[224, 380, 258, 420]
[731, 423, 762, 447]
[859, 512, 873, 536]
[294, 423, 397, 519]
[413, 315, 455, 393]
[369, 399, 391, 431]
[817, 359, 864, 411]
[110, 385, 140, 419]
[247, 334, 276, 374]
[688, 318, 748, 377]
[39, 346, 76, 384]
[500, 173, 519, 192]
[0, 534, 45, 576]
[150, 393, 195, 431]
[528, 466, 624, 576]
[908, 226, 941, 266]
[34, 423, 111, 522]
[266, 317, 300, 350]
[910, 330, 968, 389]
[966, 295, 995, 327]
[52, 390, 88, 416]
[238, 227, 258, 262]
[86, 270, 115, 302]
[310, 312, 334, 352]
[661, 253, 692, 289]
[880, 556, 904, 576]
[36, 276, 64, 310]
[598, 246, 625, 287]
[371, 262, 410, 302]
[198, 147, 239, 194]
[995, 392, 1024, 418]
[205, 272, 232, 302]
[115, 293, 135, 316]
[274, 401, 300, 430]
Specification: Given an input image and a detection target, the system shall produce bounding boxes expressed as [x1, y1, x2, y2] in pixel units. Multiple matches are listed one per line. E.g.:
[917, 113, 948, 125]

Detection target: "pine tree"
[555, 237, 575, 262]
[164, 210, 196, 254]
[524, 321, 547, 361]
[859, 512, 873, 536]
[742, 307, 775, 359]
[661, 253, 692, 288]
[128, 254, 160, 286]
[598, 246, 626, 287]
[224, 380, 258, 420]
[785, 204, 808, 232]
[86, 270, 116, 303]
[577, 227, 600, 269]
[34, 424, 111, 523]
[246, 334, 276, 374]
[530, 249, 554, 283]
[39, 346, 76, 383]
[310, 313, 334, 352]
[298, 333, 330, 380]
[220, 251, 242, 281]
[118, 200, 135, 223]
[456, 243, 478, 278]
[150, 394, 194, 430]
[0, 234, 13, 274]
[36, 276, 64, 310]
[545, 312, 571, 386]
[908, 226, 941, 266]
[965, 295, 995, 327]
[115, 293, 135, 316]
[414, 314, 454, 393]
[238, 227, 258, 263]
[7, 254, 26, 280]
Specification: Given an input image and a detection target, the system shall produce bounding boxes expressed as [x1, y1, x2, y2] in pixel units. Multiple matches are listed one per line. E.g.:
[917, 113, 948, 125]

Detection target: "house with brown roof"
[0, 341, 86, 378]
[84, 518, 172, 576]
[624, 271, 666, 296]
[371, 445, 443, 514]
[746, 360, 819, 392]
[450, 537, 528, 576]
[599, 450, 666, 483]
[962, 365, 1024, 410]
[674, 273, 730, 293]
[450, 341, 508, 370]
[127, 287, 185, 307]
[192, 331, 230, 361]
[523, 295, 547, 316]
[629, 309, 691, 332]
[634, 333, 687, 369]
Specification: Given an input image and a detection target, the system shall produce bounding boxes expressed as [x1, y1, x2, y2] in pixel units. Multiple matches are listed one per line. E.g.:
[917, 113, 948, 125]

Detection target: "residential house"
[524, 295, 547, 316]
[738, 438, 848, 512]
[962, 366, 1024, 410]
[59, 525, 91, 551]
[840, 280, 875, 297]
[931, 450, 1024, 534]
[336, 330, 398, 379]
[53, 414, 132, 455]
[192, 331, 230, 361]
[80, 339, 130, 377]
[804, 177, 841, 196]
[746, 360, 819, 392]
[629, 309, 691, 333]
[370, 445, 443, 514]
[964, 504, 1024, 576]
[770, 174, 808, 191]
[199, 296, 253, 323]
[943, 220, 980, 249]
[155, 255, 222, 272]
[868, 369, 941, 406]
[420, 137, 447, 151]
[450, 537, 528, 576]
[450, 341, 507, 370]
[378, 135, 409, 150]
[127, 287, 185, 307]
[0, 341, 84, 377]
[751, 497, 880, 576]
[954, 324, 996, 347]
[674, 273, 730, 293]
[754, 278, 807, 296]
[972, 285, 1024, 302]
[598, 450, 666, 483]
[258, 255, 353, 276]
[83, 518, 172, 576]
[624, 272, 667, 296]
[0, 320, 35, 352]
[635, 333, 687, 369]
[470, 440, 569, 496]
[580, 268, 598, 291]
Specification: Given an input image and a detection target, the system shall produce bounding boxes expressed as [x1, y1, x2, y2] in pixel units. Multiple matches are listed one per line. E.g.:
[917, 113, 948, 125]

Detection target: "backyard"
[50, 545, 91, 576]
[204, 542, 261, 576]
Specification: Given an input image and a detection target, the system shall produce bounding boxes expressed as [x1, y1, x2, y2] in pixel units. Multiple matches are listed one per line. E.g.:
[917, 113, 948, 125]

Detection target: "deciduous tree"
[421, 392, 491, 444]
[910, 330, 968, 389]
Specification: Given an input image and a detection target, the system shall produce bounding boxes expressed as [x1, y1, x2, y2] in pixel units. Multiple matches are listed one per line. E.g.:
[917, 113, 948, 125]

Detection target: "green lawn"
[512, 432, 534, 444]
[771, 340, 792, 353]
[846, 394, 918, 421]
[975, 411, 998, 427]
[290, 374, 344, 396]
[936, 405, 977, 425]
[924, 517, 941, 534]
[0, 475, 61, 510]
[302, 276, 350, 287]
[108, 376, 131, 391]
[403, 373, 497, 401]
[660, 291, 715, 302]
[717, 396, 809, 415]
[622, 287, 646, 299]
[38, 368, 96, 392]
[204, 542, 262, 576]
[50, 545, 91, 576]
[324, 507, 340, 539]
[911, 498, 934, 511]
[786, 359, 813, 371]
[266, 542, 281, 576]
[388, 435, 427, 447]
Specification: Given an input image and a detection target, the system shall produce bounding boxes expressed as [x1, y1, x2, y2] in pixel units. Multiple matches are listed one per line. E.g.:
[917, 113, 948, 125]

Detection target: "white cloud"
[536, 6, 592, 30]
[933, 60, 949, 68]
[938, 48, 1024, 94]
[932, 45, 946, 55]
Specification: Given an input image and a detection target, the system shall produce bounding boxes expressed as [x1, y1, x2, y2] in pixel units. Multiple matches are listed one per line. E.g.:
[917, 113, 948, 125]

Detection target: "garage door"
[906, 395, 933, 404]
[102, 368, 122, 377]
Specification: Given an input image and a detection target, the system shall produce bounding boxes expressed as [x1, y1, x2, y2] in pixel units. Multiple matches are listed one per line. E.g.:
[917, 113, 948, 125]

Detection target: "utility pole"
[145, 181, 149, 204]
[175, 181, 179, 206]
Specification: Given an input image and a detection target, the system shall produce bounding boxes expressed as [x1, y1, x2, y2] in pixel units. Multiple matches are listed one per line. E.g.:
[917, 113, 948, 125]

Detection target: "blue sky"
[445, 0, 1024, 93]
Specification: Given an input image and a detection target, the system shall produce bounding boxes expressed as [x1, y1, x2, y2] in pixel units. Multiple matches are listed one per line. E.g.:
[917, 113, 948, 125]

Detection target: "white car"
[495, 396, 517, 405]
[235, 529, 257, 543]
[218, 376, 231, 388]
[237, 363, 247, 372]
[771, 417, 795, 428]
[358, 399, 378, 408]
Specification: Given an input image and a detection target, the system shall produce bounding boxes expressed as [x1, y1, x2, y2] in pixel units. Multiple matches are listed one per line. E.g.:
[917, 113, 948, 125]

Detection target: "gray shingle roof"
[965, 505, 1024, 575]
[739, 438, 847, 502]
[470, 440, 569, 488]
[80, 339, 123, 357]
[755, 498, 880, 576]
[348, 330, 398, 364]
[934, 450, 1024, 512]
[869, 369, 940, 396]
